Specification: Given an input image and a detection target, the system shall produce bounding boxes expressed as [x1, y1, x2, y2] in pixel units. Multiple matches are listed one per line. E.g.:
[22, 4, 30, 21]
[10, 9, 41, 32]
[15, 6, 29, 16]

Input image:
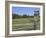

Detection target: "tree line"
[12, 14, 34, 19]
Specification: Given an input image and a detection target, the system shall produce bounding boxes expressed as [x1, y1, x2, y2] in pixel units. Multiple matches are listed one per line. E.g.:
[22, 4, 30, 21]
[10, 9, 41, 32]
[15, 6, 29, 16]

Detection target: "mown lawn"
[12, 16, 40, 31]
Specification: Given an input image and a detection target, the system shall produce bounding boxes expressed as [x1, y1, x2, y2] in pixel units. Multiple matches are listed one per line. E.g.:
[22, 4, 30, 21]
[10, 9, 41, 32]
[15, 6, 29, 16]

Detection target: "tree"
[12, 14, 19, 19]
[23, 14, 27, 18]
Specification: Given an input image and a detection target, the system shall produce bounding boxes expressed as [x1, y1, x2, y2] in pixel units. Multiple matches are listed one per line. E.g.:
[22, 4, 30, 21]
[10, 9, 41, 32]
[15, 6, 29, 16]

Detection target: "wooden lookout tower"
[34, 10, 39, 16]
[34, 10, 40, 30]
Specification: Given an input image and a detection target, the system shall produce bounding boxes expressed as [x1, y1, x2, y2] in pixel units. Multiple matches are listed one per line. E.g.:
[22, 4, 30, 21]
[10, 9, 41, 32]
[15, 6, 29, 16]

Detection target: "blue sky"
[12, 7, 40, 16]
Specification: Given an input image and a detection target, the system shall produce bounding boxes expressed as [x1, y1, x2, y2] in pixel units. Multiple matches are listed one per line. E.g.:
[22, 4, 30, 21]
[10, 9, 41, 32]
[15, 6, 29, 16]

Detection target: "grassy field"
[12, 16, 40, 31]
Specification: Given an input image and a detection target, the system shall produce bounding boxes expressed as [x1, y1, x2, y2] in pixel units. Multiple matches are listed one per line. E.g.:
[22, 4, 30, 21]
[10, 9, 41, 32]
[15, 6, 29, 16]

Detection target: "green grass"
[12, 16, 40, 31]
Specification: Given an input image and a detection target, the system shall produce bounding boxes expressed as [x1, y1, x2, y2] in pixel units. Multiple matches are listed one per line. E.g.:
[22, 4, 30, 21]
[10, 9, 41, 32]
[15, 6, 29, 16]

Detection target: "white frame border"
[9, 3, 43, 35]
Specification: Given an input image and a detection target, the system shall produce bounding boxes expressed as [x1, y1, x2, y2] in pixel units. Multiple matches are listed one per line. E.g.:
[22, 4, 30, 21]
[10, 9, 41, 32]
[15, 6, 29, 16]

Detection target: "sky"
[12, 7, 40, 16]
